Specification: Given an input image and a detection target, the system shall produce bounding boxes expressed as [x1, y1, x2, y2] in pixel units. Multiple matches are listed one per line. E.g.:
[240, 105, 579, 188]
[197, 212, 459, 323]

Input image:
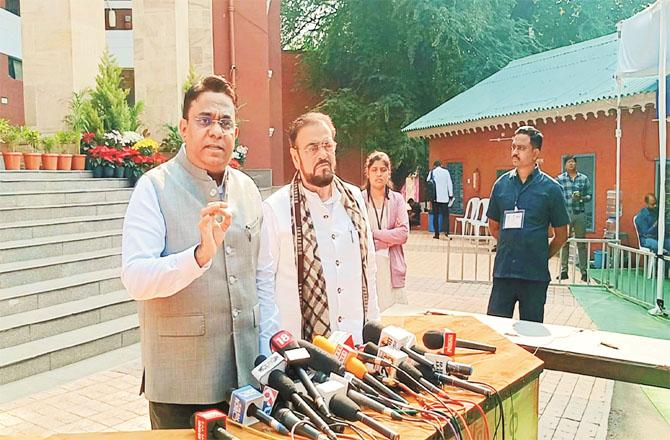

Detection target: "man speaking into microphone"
[256, 112, 380, 350]
[121, 76, 263, 429]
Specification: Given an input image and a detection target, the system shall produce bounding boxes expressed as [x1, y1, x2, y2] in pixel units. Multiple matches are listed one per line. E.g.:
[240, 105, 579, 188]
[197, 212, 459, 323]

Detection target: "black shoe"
[581, 273, 588, 282]
[433, 235, 440, 239]
[558, 271, 569, 280]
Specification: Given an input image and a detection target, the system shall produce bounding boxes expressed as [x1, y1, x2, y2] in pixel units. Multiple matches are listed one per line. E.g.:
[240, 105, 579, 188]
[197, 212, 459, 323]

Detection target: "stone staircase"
[0, 171, 138, 385]
[0, 168, 274, 387]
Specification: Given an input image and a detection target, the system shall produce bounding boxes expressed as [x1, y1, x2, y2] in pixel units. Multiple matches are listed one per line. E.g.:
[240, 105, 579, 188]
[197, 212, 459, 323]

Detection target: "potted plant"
[55, 131, 79, 170]
[21, 127, 42, 170]
[41, 135, 59, 170]
[1, 121, 22, 170]
[159, 123, 183, 160]
[87, 145, 116, 178]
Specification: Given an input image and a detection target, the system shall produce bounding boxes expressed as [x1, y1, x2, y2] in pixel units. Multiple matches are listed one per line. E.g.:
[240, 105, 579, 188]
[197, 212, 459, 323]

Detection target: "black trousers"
[487, 277, 549, 323]
[149, 400, 229, 430]
[432, 202, 450, 236]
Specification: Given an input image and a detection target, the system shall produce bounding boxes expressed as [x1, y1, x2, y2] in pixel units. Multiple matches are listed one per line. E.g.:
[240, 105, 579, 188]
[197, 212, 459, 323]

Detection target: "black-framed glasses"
[193, 116, 235, 132]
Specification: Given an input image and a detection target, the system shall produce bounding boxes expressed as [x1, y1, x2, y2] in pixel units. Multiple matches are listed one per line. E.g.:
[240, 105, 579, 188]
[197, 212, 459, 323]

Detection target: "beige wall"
[188, 0, 213, 78]
[21, 0, 105, 134]
[134, 0, 214, 139]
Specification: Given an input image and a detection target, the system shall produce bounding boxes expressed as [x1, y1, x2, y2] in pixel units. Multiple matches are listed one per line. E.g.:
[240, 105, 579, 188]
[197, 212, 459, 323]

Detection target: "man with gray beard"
[256, 112, 380, 351]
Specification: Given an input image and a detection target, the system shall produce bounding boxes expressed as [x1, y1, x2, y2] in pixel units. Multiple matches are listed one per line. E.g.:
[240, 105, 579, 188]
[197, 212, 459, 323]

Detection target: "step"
[0, 230, 122, 263]
[243, 168, 273, 189]
[0, 170, 93, 180]
[0, 214, 125, 242]
[0, 201, 128, 222]
[0, 290, 136, 349]
[0, 177, 131, 192]
[0, 188, 133, 208]
[0, 268, 122, 317]
[0, 248, 122, 289]
[0, 314, 139, 385]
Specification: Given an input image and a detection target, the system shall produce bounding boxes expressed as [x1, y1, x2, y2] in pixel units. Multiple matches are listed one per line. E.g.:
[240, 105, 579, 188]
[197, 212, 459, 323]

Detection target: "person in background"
[635, 193, 670, 254]
[427, 160, 454, 239]
[407, 198, 422, 228]
[486, 126, 569, 323]
[362, 151, 409, 312]
[556, 155, 592, 282]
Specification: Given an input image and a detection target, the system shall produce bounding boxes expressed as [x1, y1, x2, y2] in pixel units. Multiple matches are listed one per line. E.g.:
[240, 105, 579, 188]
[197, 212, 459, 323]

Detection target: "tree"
[285, 0, 538, 185]
[515, 0, 651, 49]
[282, 0, 650, 186]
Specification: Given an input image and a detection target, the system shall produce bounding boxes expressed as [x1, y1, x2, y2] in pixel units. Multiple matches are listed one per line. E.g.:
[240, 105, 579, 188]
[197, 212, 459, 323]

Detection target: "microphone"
[191, 409, 239, 440]
[312, 336, 408, 404]
[274, 408, 329, 440]
[417, 364, 493, 396]
[397, 361, 443, 395]
[423, 329, 497, 353]
[270, 330, 331, 417]
[329, 394, 399, 440]
[348, 388, 403, 421]
[228, 385, 289, 435]
[364, 322, 474, 377]
[297, 340, 383, 399]
[267, 369, 338, 440]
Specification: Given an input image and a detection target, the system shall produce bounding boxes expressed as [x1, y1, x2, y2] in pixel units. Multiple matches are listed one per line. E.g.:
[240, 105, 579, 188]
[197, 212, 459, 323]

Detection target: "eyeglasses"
[193, 116, 236, 132]
[300, 140, 337, 155]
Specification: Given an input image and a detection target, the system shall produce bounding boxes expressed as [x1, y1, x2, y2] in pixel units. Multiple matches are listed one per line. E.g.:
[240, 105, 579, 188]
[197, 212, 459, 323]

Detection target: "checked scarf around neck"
[290, 172, 371, 341]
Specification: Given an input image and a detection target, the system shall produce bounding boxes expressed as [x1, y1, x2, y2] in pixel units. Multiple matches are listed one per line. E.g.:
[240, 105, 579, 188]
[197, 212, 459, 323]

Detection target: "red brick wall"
[427, 109, 658, 246]
[280, 51, 366, 187]
[0, 53, 24, 125]
[213, 0, 284, 183]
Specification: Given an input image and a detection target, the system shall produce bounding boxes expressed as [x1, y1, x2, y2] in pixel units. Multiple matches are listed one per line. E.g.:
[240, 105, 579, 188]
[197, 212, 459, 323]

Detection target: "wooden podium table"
[9, 315, 543, 440]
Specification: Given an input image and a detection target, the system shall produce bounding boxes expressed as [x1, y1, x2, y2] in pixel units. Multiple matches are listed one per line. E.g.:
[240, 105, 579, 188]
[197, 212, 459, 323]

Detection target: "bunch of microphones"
[191, 323, 498, 439]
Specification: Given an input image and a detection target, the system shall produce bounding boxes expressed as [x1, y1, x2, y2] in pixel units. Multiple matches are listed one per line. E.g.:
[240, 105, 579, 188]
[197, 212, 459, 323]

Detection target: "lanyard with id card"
[503, 207, 525, 229]
[502, 174, 534, 230]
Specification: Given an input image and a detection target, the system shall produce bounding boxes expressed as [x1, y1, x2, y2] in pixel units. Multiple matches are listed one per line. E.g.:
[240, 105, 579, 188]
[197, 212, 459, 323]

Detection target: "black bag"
[427, 171, 437, 202]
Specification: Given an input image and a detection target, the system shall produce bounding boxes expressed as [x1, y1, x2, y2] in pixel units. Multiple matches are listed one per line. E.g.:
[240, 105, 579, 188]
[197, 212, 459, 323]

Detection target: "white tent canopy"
[616, 0, 669, 315]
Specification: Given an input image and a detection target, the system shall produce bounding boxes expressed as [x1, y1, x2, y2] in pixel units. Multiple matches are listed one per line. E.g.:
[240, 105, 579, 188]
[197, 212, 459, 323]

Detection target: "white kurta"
[256, 183, 380, 356]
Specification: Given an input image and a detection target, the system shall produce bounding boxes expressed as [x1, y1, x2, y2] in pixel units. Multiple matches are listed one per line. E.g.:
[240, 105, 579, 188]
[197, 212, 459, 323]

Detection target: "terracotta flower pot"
[23, 152, 42, 170]
[71, 154, 86, 170]
[2, 152, 22, 170]
[57, 154, 73, 170]
[42, 153, 59, 170]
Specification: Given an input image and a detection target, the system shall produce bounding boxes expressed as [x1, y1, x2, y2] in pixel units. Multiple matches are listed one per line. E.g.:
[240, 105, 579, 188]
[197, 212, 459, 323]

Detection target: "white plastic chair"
[468, 198, 490, 236]
[633, 214, 655, 279]
[454, 197, 480, 235]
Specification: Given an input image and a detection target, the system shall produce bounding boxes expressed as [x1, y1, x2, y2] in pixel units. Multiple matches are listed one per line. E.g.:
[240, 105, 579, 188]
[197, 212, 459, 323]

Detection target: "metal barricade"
[597, 242, 664, 309]
[444, 234, 497, 283]
[553, 238, 618, 286]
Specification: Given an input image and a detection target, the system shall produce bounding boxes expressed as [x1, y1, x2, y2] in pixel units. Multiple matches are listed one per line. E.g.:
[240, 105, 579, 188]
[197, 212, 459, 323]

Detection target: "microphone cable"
[469, 381, 505, 440]
[328, 419, 374, 440]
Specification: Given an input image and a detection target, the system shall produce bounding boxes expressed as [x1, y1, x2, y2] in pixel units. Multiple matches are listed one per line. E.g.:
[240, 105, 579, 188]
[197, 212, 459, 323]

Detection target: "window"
[3, 0, 20, 16]
[561, 153, 596, 232]
[445, 162, 464, 215]
[8, 57, 22, 81]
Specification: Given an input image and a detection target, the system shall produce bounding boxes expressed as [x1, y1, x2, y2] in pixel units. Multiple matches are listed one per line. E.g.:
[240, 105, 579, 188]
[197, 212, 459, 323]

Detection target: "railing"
[553, 238, 618, 285]
[594, 242, 669, 310]
[444, 235, 497, 283]
[442, 234, 667, 312]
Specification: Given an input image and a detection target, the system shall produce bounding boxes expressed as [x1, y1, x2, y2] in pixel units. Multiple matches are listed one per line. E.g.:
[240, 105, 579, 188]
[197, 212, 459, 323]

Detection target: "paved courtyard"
[0, 231, 628, 439]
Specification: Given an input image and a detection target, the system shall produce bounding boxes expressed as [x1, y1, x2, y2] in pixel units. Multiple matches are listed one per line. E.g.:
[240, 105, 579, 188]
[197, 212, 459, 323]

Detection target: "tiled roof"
[403, 33, 656, 133]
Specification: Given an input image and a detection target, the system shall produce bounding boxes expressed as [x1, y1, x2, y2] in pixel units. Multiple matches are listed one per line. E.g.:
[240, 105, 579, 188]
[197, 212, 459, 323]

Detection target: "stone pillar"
[133, 0, 190, 139]
[21, 0, 105, 133]
[188, 0, 213, 77]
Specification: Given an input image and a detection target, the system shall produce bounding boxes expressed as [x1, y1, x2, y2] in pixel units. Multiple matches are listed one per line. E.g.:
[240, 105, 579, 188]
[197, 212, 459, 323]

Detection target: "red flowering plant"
[87, 145, 116, 169]
[80, 131, 99, 155]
